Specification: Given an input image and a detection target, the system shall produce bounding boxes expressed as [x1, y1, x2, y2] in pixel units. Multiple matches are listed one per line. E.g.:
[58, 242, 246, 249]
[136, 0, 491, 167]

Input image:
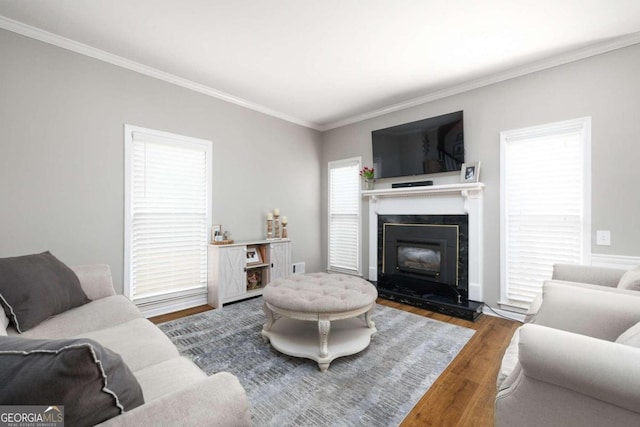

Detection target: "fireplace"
[375, 214, 483, 320]
[364, 183, 485, 320]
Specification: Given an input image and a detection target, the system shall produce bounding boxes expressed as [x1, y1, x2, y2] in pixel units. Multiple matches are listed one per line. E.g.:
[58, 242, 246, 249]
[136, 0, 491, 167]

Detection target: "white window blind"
[328, 157, 361, 275]
[500, 117, 591, 310]
[124, 126, 212, 304]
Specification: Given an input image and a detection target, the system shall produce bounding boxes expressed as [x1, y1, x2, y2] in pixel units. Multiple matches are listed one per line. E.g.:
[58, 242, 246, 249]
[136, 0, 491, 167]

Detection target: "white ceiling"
[1, 1, 640, 130]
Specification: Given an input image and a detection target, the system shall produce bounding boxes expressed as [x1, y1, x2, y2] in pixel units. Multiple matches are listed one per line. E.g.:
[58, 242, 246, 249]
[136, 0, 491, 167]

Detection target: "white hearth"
[363, 183, 485, 301]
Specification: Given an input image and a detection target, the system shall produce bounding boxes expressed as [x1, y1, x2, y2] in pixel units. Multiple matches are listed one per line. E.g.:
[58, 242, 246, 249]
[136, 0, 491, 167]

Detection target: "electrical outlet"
[596, 230, 611, 246]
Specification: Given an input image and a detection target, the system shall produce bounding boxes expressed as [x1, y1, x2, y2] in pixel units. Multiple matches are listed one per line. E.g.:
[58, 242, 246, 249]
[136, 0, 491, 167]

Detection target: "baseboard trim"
[591, 254, 640, 270]
[483, 305, 525, 323]
[136, 292, 208, 318]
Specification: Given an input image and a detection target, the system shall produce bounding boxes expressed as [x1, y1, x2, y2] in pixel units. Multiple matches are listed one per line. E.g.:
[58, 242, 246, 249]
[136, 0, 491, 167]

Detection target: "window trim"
[123, 124, 212, 311]
[499, 117, 591, 311]
[327, 156, 362, 276]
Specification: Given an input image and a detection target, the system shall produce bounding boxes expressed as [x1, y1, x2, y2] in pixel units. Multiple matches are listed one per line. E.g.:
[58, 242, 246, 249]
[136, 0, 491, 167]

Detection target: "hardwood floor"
[150, 298, 521, 427]
[377, 299, 521, 427]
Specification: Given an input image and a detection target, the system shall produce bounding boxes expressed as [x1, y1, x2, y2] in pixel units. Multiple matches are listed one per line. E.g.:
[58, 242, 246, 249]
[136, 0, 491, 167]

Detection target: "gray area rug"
[158, 298, 475, 426]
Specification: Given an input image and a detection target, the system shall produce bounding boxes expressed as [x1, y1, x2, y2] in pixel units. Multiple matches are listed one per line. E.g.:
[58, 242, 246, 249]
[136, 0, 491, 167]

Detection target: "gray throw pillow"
[0, 336, 144, 426]
[0, 251, 90, 333]
[618, 266, 640, 291]
[616, 322, 640, 348]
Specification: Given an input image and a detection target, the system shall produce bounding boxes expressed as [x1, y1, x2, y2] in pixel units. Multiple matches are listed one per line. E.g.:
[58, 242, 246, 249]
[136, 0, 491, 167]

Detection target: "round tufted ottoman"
[261, 272, 378, 371]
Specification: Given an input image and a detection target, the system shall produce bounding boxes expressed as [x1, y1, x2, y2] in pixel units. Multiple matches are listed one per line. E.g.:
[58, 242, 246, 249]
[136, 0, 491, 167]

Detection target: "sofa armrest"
[98, 372, 251, 427]
[519, 324, 640, 410]
[496, 324, 640, 426]
[70, 264, 116, 300]
[552, 263, 625, 287]
[533, 280, 640, 340]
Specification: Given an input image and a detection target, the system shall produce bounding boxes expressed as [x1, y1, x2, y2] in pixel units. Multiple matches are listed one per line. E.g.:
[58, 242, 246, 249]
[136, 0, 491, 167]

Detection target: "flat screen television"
[372, 111, 464, 179]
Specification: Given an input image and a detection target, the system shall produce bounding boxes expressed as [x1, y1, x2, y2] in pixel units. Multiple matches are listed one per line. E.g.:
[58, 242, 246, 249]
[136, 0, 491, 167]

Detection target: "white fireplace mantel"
[363, 182, 484, 301]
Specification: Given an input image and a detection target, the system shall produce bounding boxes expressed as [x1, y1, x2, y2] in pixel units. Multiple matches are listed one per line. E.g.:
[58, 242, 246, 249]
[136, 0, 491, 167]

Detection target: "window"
[124, 125, 212, 316]
[500, 117, 591, 311]
[328, 157, 361, 275]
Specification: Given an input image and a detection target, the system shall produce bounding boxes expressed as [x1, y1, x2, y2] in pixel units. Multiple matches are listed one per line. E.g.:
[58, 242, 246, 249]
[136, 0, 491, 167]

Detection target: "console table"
[207, 239, 291, 308]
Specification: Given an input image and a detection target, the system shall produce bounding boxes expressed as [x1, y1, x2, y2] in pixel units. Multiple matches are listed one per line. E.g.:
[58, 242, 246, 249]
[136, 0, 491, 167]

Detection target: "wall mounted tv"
[372, 111, 464, 179]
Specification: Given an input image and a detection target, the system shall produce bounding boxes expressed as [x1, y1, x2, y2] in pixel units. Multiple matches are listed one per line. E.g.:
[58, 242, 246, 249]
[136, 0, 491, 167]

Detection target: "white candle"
[282, 216, 288, 224]
[267, 212, 273, 220]
[273, 208, 280, 216]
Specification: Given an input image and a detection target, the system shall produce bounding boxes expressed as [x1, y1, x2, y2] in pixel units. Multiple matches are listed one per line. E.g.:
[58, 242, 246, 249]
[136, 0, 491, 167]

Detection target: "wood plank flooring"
[377, 300, 521, 427]
[150, 298, 520, 427]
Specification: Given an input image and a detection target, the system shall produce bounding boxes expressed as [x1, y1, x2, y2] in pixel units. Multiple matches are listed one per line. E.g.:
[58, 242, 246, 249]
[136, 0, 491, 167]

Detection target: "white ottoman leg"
[318, 316, 331, 372]
[318, 316, 331, 355]
[261, 302, 275, 342]
[365, 303, 376, 329]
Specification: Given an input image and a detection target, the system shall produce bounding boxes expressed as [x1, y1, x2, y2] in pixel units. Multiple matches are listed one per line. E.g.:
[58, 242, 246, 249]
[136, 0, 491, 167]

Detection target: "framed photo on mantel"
[461, 161, 481, 183]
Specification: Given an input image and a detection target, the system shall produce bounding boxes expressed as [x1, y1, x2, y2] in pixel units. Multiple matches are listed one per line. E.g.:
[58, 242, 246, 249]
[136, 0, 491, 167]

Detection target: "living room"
[1, 2, 640, 426]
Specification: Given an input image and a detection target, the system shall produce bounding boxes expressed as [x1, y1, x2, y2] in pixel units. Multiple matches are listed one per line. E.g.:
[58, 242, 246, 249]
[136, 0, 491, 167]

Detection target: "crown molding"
[2, 16, 639, 133]
[0, 16, 322, 131]
[320, 32, 640, 131]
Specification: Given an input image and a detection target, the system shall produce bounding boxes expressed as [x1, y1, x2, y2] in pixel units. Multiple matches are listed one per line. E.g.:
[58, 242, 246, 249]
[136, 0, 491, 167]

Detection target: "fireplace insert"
[375, 214, 483, 321]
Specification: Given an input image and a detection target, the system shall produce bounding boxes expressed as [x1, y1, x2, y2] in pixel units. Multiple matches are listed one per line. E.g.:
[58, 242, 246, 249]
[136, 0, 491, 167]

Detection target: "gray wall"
[0, 29, 323, 294]
[321, 44, 640, 307]
[3, 27, 639, 308]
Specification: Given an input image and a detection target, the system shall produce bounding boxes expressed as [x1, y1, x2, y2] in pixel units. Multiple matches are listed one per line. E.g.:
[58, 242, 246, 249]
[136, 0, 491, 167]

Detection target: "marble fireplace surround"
[363, 182, 484, 302]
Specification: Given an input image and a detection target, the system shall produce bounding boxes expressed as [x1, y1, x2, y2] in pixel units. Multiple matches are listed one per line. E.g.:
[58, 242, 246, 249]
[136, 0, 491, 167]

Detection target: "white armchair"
[495, 264, 640, 427]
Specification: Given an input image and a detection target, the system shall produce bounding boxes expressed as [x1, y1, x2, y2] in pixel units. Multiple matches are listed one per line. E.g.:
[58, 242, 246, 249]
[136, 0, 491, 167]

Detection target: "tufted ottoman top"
[263, 273, 378, 313]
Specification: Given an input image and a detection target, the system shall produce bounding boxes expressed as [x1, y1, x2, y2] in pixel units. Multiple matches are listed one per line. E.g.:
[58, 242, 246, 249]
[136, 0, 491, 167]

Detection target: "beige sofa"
[1, 264, 251, 426]
[495, 264, 640, 427]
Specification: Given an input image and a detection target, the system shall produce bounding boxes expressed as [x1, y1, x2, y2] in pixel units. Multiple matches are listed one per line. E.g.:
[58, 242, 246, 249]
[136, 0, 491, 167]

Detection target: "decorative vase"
[363, 178, 375, 190]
